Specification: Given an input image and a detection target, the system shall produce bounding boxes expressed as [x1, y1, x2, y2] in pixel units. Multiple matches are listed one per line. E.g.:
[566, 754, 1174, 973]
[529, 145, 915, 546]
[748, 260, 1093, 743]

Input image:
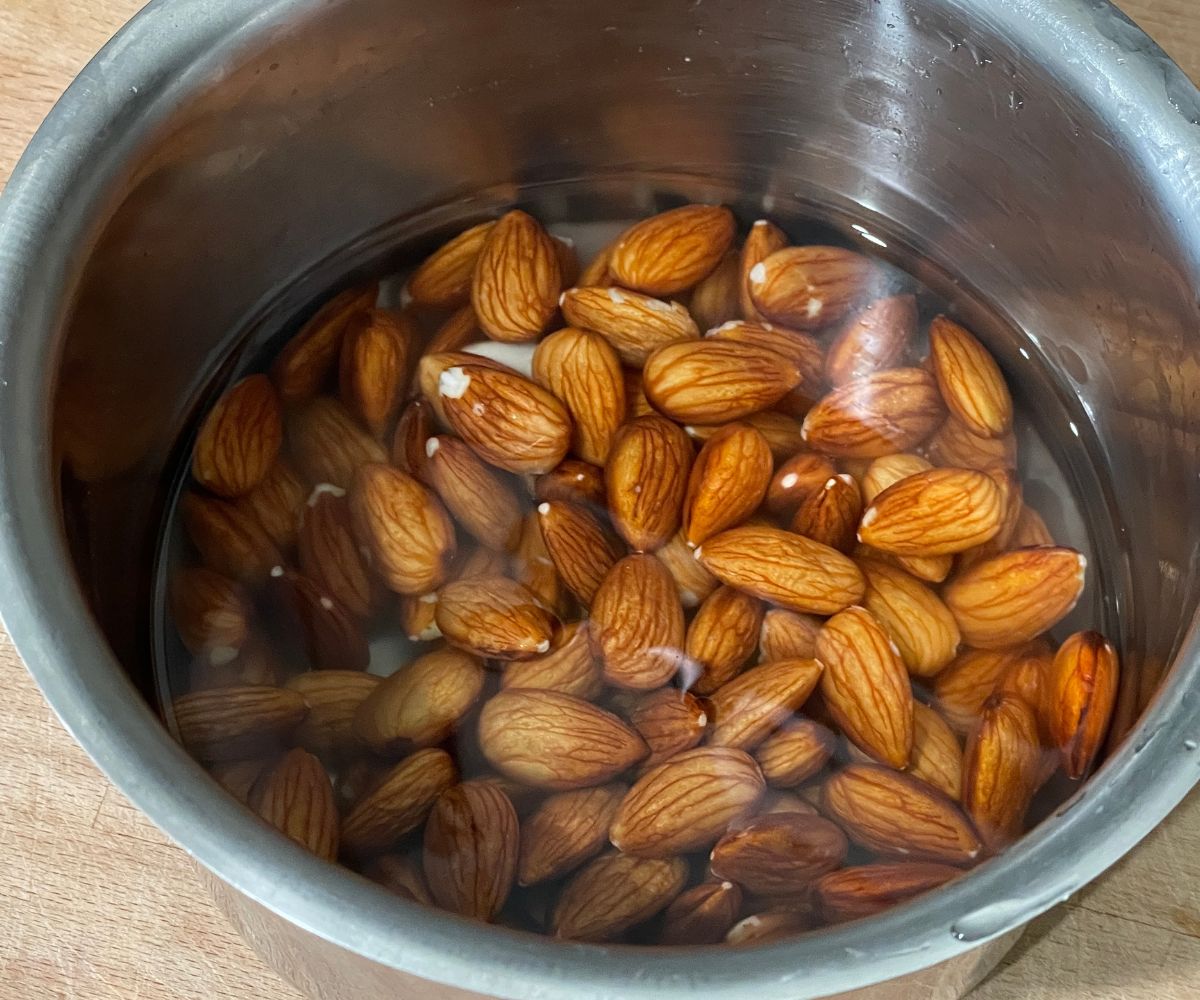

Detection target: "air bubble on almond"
[319, 596, 335, 612]
[537, 502, 551, 516]
[780, 473, 799, 489]
[607, 287, 626, 305]
[439, 366, 471, 399]
[806, 298, 824, 319]
[535, 639, 551, 654]
[419, 593, 439, 605]
[425, 437, 441, 458]
[307, 483, 346, 506]
[748, 262, 767, 286]
[644, 297, 673, 313]
[270, 565, 284, 578]
[692, 546, 703, 561]
[861, 507, 879, 527]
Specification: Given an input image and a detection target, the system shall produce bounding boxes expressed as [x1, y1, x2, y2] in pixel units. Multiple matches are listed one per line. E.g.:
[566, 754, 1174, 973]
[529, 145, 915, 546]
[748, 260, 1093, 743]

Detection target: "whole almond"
[759, 608, 823, 661]
[272, 283, 377, 404]
[534, 460, 607, 508]
[338, 309, 412, 436]
[390, 398, 436, 482]
[589, 554, 686, 690]
[687, 586, 764, 694]
[860, 453, 933, 504]
[860, 467, 1004, 557]
[553, 851, 688, 941]
[341, 748, 457, 854]
[710, 813, 848, 896]
[424, 434, 522, 550]
[929, 316, 1013, 438]
[643, 339, 802, 424]
[707, 659, 824, 751]
[755, 718, 837, 788]
[956, 467, 1025, 571]
[1046, 630, 1119, 779]
[817, 606, 914, 768]
[690, 252, 741, 330]
[660, 880, 743, 945]
[815, 862, 961, 922]
[926, 416, 1018, 471]
[350, 463, 456, 595]
[860, 559, 961, 677]
[696, 525, 866, 615]
[790, 473, 863, 553]
[910, 703, 964, 801]
[426, 303, 484, 355]
[285, 670, 381, 759]
[943, 546, 1087, 648]
[262, 566, 369, 670]
[398, 591, 441, 642]
[471, 209, 562, 342]
[408, 221, 496, 308]
[192, 375, 283, 499]
[708, 320, 826, 408]
[962, 693, 1041, 849]
[823, 764, 982, 865]
[531, 327, 625, 465]
[725, 908, 812, 946]
[855, 543, 954, 586]
[802, 368, 945, 458]
[606, 415, 694, 551]
[995, 646, 1054, 741]
[233, 460, 307, 551]
[682, 423, 774, 547]
[366, 854, 434, 905]
[628, 688, 709, 768]
[748, 246, 877, 329]
[511, 509, 571, 618]
[500, 621, 604, 700]
[424, 782, 519, 920]
[657, 529, 720, 608]
[518, 784, 626, 885]
[766, 452, 839, 517]
[173, 685, 307, 762]
[933, 644, 1042, 734]
[610, 746, 765, 856]
[255, 748, 339, 861]
[608, 204, 736, 296]
[436, 575, 558, 660]
[298, 487, 375, 619]
[738, 220, 789, 320]
[536, 500, 625, 606]
[478, 688, 648, 789]
[825, 295, 918, 385]
[1013, 503, 1055, 548]
[354, 648, 485, 754]
[559, 286, 700, 366]
[288, 397, 389, 489]
[170, 567, 252, 656]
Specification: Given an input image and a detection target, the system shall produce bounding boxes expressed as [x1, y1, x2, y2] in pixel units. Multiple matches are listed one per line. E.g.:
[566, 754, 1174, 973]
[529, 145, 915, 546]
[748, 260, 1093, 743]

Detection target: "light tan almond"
[500, 621, 604, 700]
[860, 559, 961, 676]
[739, 219, 789, 321]
[478, 689, 648, 789]
[298, 487, 374, 619]
[193, 375, 283, 499]
[287, 396, 388, 489]
[537, 500, 625, 606]
[708, 659, 824, 751]
[589, 554, 686, 690]
[944, 546, 1087, 648]
[170, 567, 252, 657]
[609, 746, 766, 857]
[1046, 630, 1119, 780]
[553, 852, 688, 941]
[435, 575, 558, 660]
[354, 648, 485, 754]
[660, 880, 743, 945]
[759, 608, 823, 661]
[657, 529, 720, 608]
[815, 862, 961, 922]
[232, 459, 306, 551]
[390, 398, 436, 482]
[962, 693, 1041, 849]
[173, 686, 307, 762]
[710, 813, 847, 896]
[426, 303, 483, 355]
[511, 509, 571, 618]
[933, 644, 1042, 734]
[689, 251, 741, 330]
[755, 718, 837, 788]
[790, 473, 863, 553]
[929, 316, 1012, 438]
[285, 670, 381, 759]
[471, 210, 561, 342]
[623, 367, 656, 418]
[341, 748, 457, 854]
[680, 423, 773, 548]
[560, 285, 699, 367]
[766, 452, 839, 517]
[995, 646, 1053, 741]
[272, 283, 377, 403]
[606, 415, 693, 551]
[955, 467, 1025, 570]
[350, 463, 457, 595]
[926, 415, 1017, 471]
[408, 221, 496, 308]
[1013, 503, 1055, 548]
[182, 492, 283, 584]
[424, 434, 522, 550]
[859, 467, 1004, 557]
[518, 784, 626, 886]
[855, 542, 954, 586]
[684, 411, 809, 463]
[861, 453, 933, 504]
[687, 586, 764, 695]
[910, 703, 964, 801]
[534, 459, 607, 508]
[696, 525, 865, 615]
[608, 204, 736, 295]
[366, 853, 434, 905]
[708, 320, 825, 402]
[801, 368, 945, 458]
[628, 688, 709, 768]
[531, 327, 625, 465]
[255, 748, 339, 861]
[725, 908, 813, 946]
[748, 246, 877, 329]
[424, 782, 519, 920]
[825, 294, 918, 385]
[338, 308, 412, 436]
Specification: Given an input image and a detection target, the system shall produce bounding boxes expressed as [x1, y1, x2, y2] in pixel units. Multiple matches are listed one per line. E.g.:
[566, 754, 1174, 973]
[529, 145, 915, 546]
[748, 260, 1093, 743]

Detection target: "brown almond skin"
[801, 368, 946, 458]
[963, 693, 1042, 849]
[628, 688, 709, 768]
[755, 718, 837, 788]
[759, 608, 823, 661]
[435, 575, 558, 661]
[232, 459, 307, 551]
[943, 546, 1087, 649]
[471, 209, 562, 342]
[531, 327, 626, 466]
[366, 853, 434, 905]
[288, 397, 389, 489]
[424, 782, 519, 920]
[815, 862, 962, 922]
[610, 746, 766, 857]
[910, 703, 965, 801]
[859, 468, 1005, 557]
[271, 283, 377, 403]
[341, 749, 457, 855]
[660, 880, 743, 945]
[929, 315, 1013, 438]
[933, 644, 1043, 734]
[690, 251, 741, 330]
[608, 204, 736, 296]
[170, 567, 252, 656]
[193, 375, 283, 499]
[697, 525, 866, 616]
[739, 219, 789, 321]
[553, 851, 689, 942]
[1013, 503, 1055, 548]
[687, 586, 765, 695]
[424, 434, 522, 551]
[760, 791, 820, 816]
[500, 621, 604, 701]
[255, 748, 339, 862]
[825, 294, 919, 386]
[589, 554, 687, 690]
[708, 320, 826, 406]
[398, 591, 440, 643]
[606, 415, 694, 551]
[426, 304, 484, 356]
[478, 689, 648, 789]
[860, 559, 962, 677]
[511, 509, 571, 619]
[534, 460, 607, 509]
[182, 492, 283, 584]
[710, 813, 848, 896]
[790, 473, 863, 553]
[408, 220, 496, 308]
[559, 285, 700, 367]
[817, 607, 914, 768]
[995, 646, 1054, 743]
[338, 308, 412, 436]
[955, 467, 1025, 572]
[657, 529, 720, 608]
[298, 488, 375, 620]
[518, 784, 626, 886]
[174, 686, 307, 762]
[1047, 630, 1119, 779]
[285, 670, 381, 760]
[823, 764, 983, 865]
[354, 648, 485, 754]
[860, 453, 932, 504]
[725, 908, 813, 945]
[927, 416, 1018, 472]
[391, 397, 436, 482]
[707, 659, 824, 751]
[537, 500, 625, 607]
[682, 423, 774, 547]
[766, 452, 839, 518]
[748, 245, 877, 329]
[262, 568, 370, 671]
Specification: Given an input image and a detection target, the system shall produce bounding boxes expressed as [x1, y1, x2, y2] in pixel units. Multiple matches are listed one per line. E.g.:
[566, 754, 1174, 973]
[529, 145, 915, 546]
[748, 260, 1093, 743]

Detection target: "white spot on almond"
[537, 502, 551, 515]
[439, 366, 471, 399]
[749, 262, 767, 286]
[424, 437, 440, 458]
[607, 287, 626, 305]
[535, 639, 551, 653]
[270, 565, 284, 578]
[806, 297, 824, 319]
[861, 507, 878, 527]
[208, 646, 238, 667]
[319, 596, 335, 612]
[780, 473, 799, 489]
[418, 592, 439, 605]
[306, 483, 346, 506]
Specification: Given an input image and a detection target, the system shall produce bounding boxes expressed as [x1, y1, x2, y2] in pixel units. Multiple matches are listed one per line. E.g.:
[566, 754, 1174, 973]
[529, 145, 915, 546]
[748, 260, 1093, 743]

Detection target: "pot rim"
[2, 1, 1200, 997]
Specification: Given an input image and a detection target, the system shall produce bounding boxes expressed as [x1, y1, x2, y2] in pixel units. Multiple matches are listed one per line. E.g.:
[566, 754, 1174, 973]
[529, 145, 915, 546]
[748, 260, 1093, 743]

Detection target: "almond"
[531, 327, 625, 465]
[910, 703, 964, 801]
[500, 621, 603, 700]
[926, 416, 1017, 471]
[436, 575, 558, 660]
[995, 646, 1053, 739]
[188, 637, 283, 692]
[534, 460, 606, 508]
[660, 880, 743, 945]
[956, 467, 1025, 571]
[860, 559, 961, 677]
[856, 543, 954, 586]
[860, 452, 933, 504]
[536, 500, 625, 606]
[518, 784, 626, 885]
[265, 567, 371, 669]
[739, 219, 789, 321]
[608, 204, 736, 295]
[760, 791, 819, 816]
[255, 748, 339, 861]
[471, 209, 562, 342]
[192, 375, 283, 499]
[606, 415, 694, 551]
[657, 529, 719, 608]
[398, 592, 441, 642]
[182, 492, 283, 583]
[696, 525, 866, 615]
[390, 398, 436, 482]
[766, 452, 838, 517]
[553, 851, 688, 941]
[686, 586, 764, 695]
[817, 607, 914, 768]
[341, 748, 457, 854]
[707, 659, 824, 751]
[408, 221, 496, 308]
[424, 434, 522, 550]
[814, 862, 961, 922]
[170, 567, 252, 656]
[209, 758, 272, 804]
[555, 236, 581, 287]
[354, 647, 485, 753]
[559, 286, 700, 366]
[801, 368, 945, 458]
[1013, 503, 1055, 548]
[725, 908, 812, 946]
[610, 746, 765, 856]
[747, 246, 877, 329]
[1046, 630, 1119, 779]
[643, 339, 802, 423]
[589, 554, 686, 689]
[338, 309, 412, 436]
[825, 294, 918, 385]
[424, 782, 519, 920]
[335, 756, 392, 813]
[478, 688, 647, 789]
[298, 487, 375, 619]
[823, 764, 982, 865]
[628, 688, 709, 768]
[232, 460, 307, 550]
[944, 546, 1087, 648]
[711, 813, 847, 896]
[578, 237, 616, 287]
[690, 252, 741, 330]
[425, 303, 483, 355]
[759, 608, 822, 662]
[708, 320, 825, 406]
[455, 545, 511, 580]
[272, 283, 377, 404]
[755, 718, 837, 788]
[681, 423, 773, 547]
[366, 853, 434, 905]
[790, 473, 863, 553]
[285, 670, 381, 759]
[511, 509, 571, 618]
[962, 693, 1041, 849]
[929, 316, 1012, 438]
[173, 685, 307, 762]
[933, 644, 1041, 734]
[288, 396, 389, 488]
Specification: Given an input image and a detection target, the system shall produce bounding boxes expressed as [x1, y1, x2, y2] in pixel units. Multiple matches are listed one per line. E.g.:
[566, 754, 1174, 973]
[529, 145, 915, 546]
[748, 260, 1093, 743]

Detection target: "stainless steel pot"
[2, 0, 1200, 997]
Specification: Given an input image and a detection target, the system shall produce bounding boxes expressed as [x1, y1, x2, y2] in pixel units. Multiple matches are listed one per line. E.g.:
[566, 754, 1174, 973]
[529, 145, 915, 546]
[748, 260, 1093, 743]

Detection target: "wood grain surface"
[1, 2, 1199, 998]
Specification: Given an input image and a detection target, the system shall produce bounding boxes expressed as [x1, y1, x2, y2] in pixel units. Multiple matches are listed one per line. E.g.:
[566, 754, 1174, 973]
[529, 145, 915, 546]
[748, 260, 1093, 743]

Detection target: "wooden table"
[2, 2, 1199, 997]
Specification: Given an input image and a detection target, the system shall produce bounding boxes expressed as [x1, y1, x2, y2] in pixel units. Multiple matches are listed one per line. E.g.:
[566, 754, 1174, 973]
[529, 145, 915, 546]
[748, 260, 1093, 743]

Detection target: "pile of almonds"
[170, 203, 1119, 946]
